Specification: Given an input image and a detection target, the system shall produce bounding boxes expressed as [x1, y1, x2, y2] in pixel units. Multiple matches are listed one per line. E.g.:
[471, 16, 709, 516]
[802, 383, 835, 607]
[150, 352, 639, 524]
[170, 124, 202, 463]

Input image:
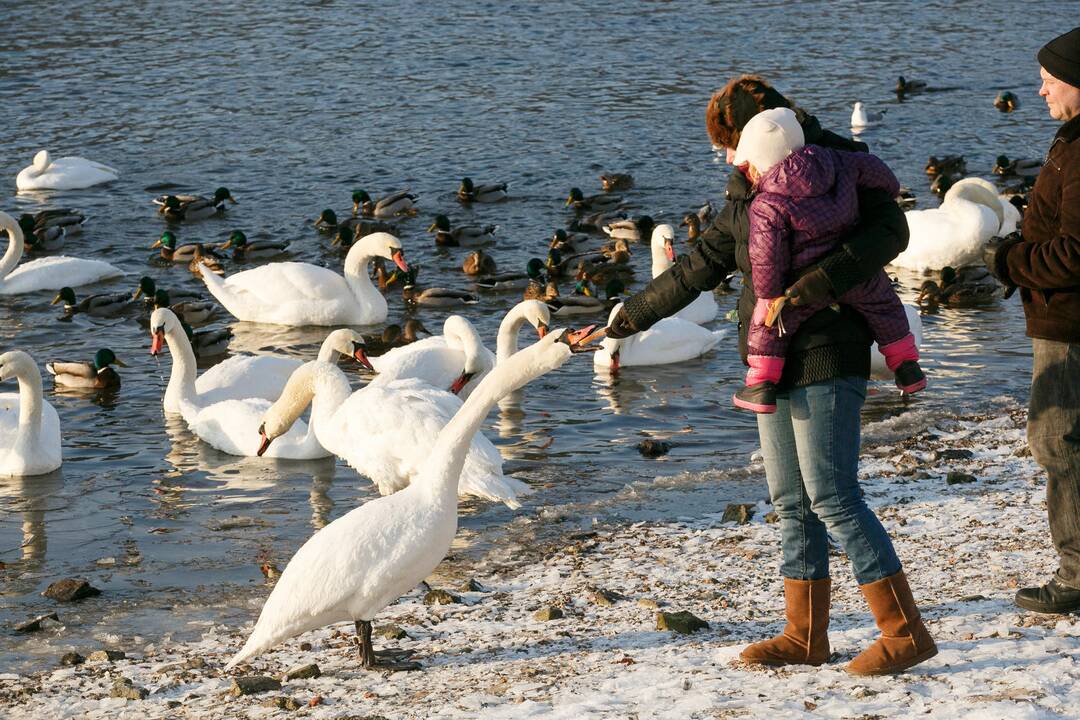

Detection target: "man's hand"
[783, 267, 834, 307]
[983, 232, 1023, 298]
[605, 307, 639, 339]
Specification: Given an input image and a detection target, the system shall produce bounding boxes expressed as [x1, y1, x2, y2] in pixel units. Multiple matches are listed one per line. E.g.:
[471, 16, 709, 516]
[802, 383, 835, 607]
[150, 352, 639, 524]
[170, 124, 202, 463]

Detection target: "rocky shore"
[4, 398, 1078, 719]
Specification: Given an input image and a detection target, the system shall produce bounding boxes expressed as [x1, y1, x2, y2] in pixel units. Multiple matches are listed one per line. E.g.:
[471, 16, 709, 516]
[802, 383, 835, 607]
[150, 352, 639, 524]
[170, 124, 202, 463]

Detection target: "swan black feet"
[354, 620, 421, 672]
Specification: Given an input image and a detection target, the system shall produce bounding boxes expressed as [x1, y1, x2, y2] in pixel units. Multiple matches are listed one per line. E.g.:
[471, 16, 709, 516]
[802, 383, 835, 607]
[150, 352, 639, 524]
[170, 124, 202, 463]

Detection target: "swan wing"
[0, 395, 62, 476]
[894, 201, 997, 271]
[195, 355, 302, 404]
[368, 337, 461, 389]
[189, 398, 329, 459]
[16, 156, 119, 191]
[0, 256, 123, 295]
[672, 291, 719, 325]
[203, 262, 362, 325]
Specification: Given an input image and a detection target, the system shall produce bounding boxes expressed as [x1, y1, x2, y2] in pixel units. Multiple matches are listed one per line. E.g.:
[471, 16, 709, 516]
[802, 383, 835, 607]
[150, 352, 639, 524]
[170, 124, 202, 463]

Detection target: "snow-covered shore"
[4, 397, 1078, 719]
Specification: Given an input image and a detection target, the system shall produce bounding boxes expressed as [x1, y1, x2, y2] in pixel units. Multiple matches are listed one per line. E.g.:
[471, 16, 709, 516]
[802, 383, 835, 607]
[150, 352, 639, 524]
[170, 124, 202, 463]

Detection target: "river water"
[0, 0, 1064, 672]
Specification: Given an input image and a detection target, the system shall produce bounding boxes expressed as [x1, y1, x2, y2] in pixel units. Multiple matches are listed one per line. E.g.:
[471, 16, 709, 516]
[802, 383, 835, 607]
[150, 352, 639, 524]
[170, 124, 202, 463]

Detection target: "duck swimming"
[353, 189, 418, 219]
[17, 209, 86, 252]
[0, 211, 123, 296]
[51, 286, 132, 316]
[994, 91, 1018, 112]
[462, 249, 497, 276]
[566, 187, 622, 213]
[917, 265, 999, 309]
[428, 214, 497, 247]
[600, 173, 634, 192]
[925, 155, 966, 178]
[457, 177, 508, 203]
[153, 187, 236, 221]
[218, 230, 290, 261]
[992, 155, 1041, 179]
[365, 319, 431, 357]
[475, 258, 547, 292]
[896, 75, 927, 95]
[602, 215, 655, 244]
[16, 150, 118, 191]
[152, 231, 216, 263]
[46, 349, 126, 389]
[402, 269, 481, 308]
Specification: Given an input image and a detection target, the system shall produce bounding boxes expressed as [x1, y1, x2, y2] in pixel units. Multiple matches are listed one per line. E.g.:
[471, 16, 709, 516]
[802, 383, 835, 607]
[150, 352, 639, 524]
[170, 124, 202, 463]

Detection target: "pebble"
[656, 610, 709, 634]
[722, 503, 755, 525]
[936, 448, 975, 461]
[423, 588, 461, 606]
[41, 578, 101, 602]
[586, 586, 623, 607]
[534, 606, 564, 621]
[231, 675, 282, 696]
[15, 612, 59, 633]
[59, 652, 85, 666]
[459, 578, 484, 592]
[299, 642, 313, 651]
[262, 696, 302, 711]
[281, 663, 321, 681]
[110, 678, 148, 701]
[378, 625, 410, 640]
[764, 511, 780, 524]
[87, 650, 126, 662]
[637, 598, 661, 610]
[946, 471, 978, 485]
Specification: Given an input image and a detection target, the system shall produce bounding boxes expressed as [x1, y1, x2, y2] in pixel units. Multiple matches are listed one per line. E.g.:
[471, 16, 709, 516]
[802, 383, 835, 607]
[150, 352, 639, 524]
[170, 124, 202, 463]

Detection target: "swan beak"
[392, 249, 410, 273]
[536, 322, 548, 339]
[50, 293, 63, 305]
[449, 371, 474, 395]
[664, 239, 676, 263]
[257, 424, 272, 457]
[113, 358, 129, 368]
[566, 324, 605, 353]
[150, 239, 162, 249]
[150, 330, 165, 356]
[352, 347, 375, 372]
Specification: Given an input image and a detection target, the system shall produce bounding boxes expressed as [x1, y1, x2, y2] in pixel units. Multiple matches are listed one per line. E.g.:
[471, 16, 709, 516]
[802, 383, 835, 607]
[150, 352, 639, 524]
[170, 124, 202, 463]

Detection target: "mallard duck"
[428, 214, 497, 246]
[600, 173, 634, 192]
[187, 244, 225, 277]
[1001, 184, 1031, 214]
[153, 289, 218, 325]
[17, 215, 65, 251]
[51, 286, 132, 316]
[46, 348, 126, 389]
[152, 230, 222, 263]
[218, 230, 290, 260]
[457, 177, 508, 203]
[550, 228, 591, 254]
[476, 258, 546, 292]
[925, 155, 966, 178]
[896, 75, 927, 95]
[18, 209, 86, 250]
[897, 187, 917, 210]
[133, 276, 203, 304]
[401, 268, 480, 307]
[568, 209, 627, 234]
[603, 215, 655, 243]
[353, 189, 418, 219]
[994, 91, 1018, 112]
[992, 155, 1041, 179]
[182, 321, 232, 358]
[930, 173, 962, 198]
[463, 249, 497, 276]
[153, 187, 236, 221]
[917, 265, 999, 309]
[566, 187, 622, 213]
[680, 213, 704, 244]
[365, 319, 432, 356]
[543, 281, 606, 316]
[604, 237, 633, 265]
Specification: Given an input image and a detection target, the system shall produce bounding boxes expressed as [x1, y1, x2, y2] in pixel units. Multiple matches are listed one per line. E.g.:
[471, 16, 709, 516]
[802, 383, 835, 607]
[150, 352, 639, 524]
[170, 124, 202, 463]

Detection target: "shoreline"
[4, 397, 1079, 719]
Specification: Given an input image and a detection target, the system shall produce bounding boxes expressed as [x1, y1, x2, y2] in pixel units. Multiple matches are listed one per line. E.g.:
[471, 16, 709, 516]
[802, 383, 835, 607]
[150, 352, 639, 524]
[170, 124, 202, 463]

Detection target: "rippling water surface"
[0, 0, 1064, 670]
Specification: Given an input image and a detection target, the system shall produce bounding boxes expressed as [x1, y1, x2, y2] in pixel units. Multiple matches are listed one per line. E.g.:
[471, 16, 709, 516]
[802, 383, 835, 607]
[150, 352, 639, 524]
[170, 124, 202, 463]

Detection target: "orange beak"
[664, 239, 676, 263]
[353, 348, 374, 372]
[257, 424, 272, 457]
[150, 330, 165, 355]
[392, 249, 409, 273]
[567, 324, 605, 350]
[449, 371, 474, 395]
[536, 322, 548, 339]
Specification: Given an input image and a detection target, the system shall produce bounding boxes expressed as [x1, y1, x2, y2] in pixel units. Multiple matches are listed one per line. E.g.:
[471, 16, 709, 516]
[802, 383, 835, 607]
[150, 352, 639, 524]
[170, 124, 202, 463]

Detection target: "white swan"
[0, 351, 62, 477]
[16, 150, 119, 191]
[650, 224, 718, 325]
[225, 330, 576, 671]
[369, 315, 496, 398]
[149, 308, 366, 416]
[870, 304, 923, 381]
[892, 178, 1017, 272]
[594, 303, 725, 371]
[0, 212, 123, 295]
[199, 232, 408, 326]
[184, 329, 372, 460]
[259, 361, 531, 507]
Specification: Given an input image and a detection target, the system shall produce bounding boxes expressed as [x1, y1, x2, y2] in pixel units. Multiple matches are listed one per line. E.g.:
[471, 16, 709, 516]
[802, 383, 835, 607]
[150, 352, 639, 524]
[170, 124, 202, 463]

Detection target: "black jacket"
[621, 111, 910, 388]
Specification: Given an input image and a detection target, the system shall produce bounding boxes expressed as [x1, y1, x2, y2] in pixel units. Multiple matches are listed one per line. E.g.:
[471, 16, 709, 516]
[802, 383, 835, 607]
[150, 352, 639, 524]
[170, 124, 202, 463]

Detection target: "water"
[0, 0, 1061, 671]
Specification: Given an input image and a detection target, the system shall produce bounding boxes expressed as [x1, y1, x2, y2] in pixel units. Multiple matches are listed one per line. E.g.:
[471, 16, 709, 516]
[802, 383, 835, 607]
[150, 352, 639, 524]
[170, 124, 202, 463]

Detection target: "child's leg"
[838, 272, 926, 393]
[738, 298, 820, 413]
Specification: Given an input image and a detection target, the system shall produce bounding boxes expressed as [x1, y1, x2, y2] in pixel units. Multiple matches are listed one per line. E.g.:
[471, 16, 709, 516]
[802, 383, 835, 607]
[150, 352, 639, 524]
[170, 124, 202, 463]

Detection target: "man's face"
[1039, 66, 1080, 121]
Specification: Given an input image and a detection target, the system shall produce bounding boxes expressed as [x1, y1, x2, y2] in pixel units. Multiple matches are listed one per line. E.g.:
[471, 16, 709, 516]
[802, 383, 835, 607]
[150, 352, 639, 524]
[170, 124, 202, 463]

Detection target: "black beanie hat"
[1038, 26, 1080, 89]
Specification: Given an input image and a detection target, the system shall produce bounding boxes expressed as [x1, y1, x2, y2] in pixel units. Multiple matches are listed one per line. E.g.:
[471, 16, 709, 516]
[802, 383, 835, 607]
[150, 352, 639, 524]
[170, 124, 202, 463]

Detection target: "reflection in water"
[0, 472, 64, 575]
[309, 470, 334, 530]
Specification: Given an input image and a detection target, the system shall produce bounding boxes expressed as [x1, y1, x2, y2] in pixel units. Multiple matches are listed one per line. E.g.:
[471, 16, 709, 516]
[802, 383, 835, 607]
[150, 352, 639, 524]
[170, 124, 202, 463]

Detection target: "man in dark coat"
[986, 27, 1080, 613]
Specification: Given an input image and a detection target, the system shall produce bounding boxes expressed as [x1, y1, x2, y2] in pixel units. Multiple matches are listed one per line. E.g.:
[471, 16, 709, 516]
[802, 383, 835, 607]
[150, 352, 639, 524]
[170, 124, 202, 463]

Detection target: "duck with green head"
[153, 289, 218, 326]
[428, 214, 497, 247]
[353, 189, 418, 219]
[151, 230, 204, 263]
[219, 230, 290, 260]
[457, 177, 508, 203]
[154, 187, 236, 221]
[994, 91, 1018, 112]
[18, 210, 85, 252]
[180, 318, 233, 358]
[401, 266, 480, 307]
[51, 285, 133, 316]
[46, 348, 126, 389]
[566, 187, 622, 213]
[992, 155, 1041, 179]
[475, 257, 546, 292]
[133, 276, 203, 305]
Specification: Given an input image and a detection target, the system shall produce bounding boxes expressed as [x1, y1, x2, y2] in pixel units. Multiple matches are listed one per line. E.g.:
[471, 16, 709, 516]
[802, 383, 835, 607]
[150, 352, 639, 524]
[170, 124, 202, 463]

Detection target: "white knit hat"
[732, 107, 805, 174]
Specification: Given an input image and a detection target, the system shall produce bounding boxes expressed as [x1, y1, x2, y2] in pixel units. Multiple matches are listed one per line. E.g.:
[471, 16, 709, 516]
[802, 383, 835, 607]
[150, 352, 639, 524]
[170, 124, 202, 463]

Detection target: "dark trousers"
[1029, 339, 1080, 589]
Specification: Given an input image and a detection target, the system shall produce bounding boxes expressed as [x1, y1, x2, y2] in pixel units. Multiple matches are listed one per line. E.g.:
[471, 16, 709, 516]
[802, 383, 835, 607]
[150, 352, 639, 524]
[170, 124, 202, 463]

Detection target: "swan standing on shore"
[0, 212, 122, 295]
[594, 303, 725, 371]
[650, 224, 718, 324]
[225, 330, 579, 671]
[258, 361, 531, 506]
[199, 232, 409, 326]
[0, 351, 62, 477]
[16, 150, 119, 191]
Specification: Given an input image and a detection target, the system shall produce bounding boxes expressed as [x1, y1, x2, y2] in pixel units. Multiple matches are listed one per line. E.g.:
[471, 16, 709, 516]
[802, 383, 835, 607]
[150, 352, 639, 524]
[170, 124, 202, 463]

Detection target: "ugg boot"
[741, 578, 831, 666]
[847, 570, 937, 675]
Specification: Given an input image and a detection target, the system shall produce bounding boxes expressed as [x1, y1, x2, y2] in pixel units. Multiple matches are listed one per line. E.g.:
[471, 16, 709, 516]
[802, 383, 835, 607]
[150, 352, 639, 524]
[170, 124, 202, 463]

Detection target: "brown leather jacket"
[1006, 114, 1080, 342]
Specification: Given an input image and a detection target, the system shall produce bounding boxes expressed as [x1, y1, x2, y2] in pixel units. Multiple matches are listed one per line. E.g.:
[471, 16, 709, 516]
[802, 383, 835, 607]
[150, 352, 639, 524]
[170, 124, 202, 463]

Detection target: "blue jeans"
[756, 376, 901, 585]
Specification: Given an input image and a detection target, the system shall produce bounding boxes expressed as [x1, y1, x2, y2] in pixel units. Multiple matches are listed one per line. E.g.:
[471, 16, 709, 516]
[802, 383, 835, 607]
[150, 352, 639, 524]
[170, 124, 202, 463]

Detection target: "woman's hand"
[783, 267, 835, 306]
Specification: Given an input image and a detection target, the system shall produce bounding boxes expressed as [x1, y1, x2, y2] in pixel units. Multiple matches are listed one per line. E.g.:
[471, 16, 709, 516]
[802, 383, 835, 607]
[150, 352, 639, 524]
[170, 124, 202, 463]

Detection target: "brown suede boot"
[847, 570, 938, 675]
[740, 577, 831, 666]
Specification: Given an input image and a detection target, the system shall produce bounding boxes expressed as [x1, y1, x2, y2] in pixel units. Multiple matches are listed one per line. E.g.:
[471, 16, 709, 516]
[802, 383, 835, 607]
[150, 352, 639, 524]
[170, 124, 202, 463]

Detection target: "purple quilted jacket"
[748, 145, 900, 299]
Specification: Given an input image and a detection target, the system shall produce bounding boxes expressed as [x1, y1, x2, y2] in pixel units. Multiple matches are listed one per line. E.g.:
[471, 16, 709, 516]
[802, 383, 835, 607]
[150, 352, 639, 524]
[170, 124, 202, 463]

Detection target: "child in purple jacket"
[731, 108, 925, 413]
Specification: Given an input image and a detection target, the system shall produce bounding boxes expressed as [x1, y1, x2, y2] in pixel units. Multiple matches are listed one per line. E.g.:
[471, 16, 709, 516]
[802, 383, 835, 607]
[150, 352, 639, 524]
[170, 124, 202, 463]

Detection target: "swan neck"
[0, 216, 25, 281]
[15, 365, 44, 436]
[163, 324, 198, 409]
[310, 364, 352, 447]
[496, 311, 527, 363]
[343, 250, 378, 305]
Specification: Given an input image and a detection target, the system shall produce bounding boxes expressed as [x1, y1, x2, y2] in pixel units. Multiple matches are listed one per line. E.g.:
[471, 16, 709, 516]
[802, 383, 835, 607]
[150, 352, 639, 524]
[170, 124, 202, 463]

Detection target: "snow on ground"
[3, 398, 1079, 719]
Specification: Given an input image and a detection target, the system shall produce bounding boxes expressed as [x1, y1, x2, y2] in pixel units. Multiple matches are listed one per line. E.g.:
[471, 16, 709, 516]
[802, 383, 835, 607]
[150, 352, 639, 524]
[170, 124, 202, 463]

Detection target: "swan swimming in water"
[593, 303, 725, 372]
[0, 212, 123, 296]
[16, 150, 119, 191]
[649, 224, 718, 325]
[199, 232, 409, 327]
[224, 329, 582, 672]
[0, 351, 62, 477]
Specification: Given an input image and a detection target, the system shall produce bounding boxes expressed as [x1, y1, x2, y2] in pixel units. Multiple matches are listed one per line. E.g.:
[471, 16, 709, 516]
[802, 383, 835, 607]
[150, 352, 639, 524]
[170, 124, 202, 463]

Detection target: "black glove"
[983, 232, 1022, 299]
[605, 307, 639, 339]
[784, 266, 835, 307]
